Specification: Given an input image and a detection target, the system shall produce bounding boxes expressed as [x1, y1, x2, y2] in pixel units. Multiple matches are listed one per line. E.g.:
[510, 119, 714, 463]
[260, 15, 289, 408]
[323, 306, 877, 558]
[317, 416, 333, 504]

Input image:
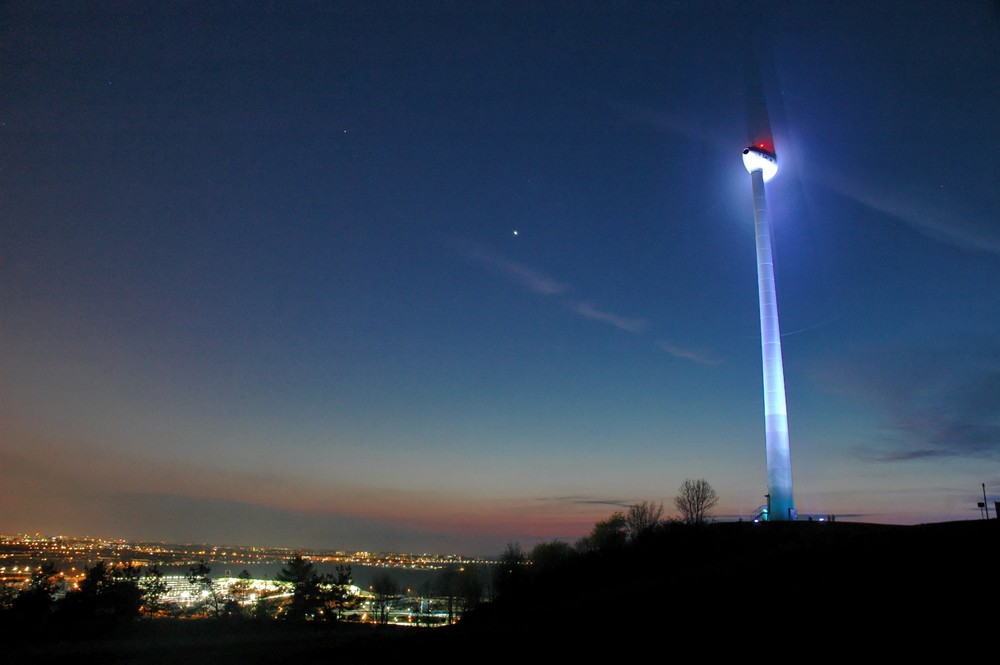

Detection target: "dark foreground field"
[10, 520, 998, 662]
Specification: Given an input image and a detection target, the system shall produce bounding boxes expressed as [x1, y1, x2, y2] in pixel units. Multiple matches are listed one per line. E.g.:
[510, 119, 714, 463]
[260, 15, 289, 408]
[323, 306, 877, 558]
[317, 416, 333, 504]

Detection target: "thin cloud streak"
[456, 240, 648, 335]
[480, 253, 569, 296]
[818, 168, 1000, 256]
[872, 449, 950, 462]
[657, 340, 722, 365]
[536, 495, 633, 508]
[814, 345, 1000, 461]
[569, 301, 647, 334]
[460, 241, 569, 296]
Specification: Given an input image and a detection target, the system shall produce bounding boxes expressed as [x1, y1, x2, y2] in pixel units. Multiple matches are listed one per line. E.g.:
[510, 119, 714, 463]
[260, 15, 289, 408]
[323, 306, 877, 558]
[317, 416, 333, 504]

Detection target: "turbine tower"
[742, 145, 795, 521]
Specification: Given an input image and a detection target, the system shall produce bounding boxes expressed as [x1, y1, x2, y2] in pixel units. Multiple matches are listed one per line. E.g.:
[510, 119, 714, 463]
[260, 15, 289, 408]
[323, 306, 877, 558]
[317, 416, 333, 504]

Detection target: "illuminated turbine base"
[749, 164, 795, 521]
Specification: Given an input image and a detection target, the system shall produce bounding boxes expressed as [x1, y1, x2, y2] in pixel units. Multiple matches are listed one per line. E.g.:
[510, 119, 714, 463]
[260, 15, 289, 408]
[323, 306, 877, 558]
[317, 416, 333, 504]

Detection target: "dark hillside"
[9, 521, 997, 661]
[444, 520, 998, 656]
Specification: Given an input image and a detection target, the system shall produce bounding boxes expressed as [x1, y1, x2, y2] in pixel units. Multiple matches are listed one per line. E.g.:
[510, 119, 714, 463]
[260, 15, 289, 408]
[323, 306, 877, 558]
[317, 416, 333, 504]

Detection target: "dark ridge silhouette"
[443, 520, 998, 657]
[6, 520, 997, 661]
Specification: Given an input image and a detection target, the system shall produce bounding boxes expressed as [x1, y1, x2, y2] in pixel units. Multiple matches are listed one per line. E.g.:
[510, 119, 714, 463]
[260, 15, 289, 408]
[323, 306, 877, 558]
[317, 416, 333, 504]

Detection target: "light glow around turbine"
[742, 147, 778, 182]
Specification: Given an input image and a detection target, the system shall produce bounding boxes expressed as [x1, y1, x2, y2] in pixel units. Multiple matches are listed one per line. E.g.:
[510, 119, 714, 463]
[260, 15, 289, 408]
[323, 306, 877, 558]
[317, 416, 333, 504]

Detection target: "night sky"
[2, 1, 999, 555]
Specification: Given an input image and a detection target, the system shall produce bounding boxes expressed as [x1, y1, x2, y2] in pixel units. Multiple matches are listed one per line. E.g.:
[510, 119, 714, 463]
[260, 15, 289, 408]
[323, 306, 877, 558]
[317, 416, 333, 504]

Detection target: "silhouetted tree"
[187, 560, 222, 618]
[435, 566, 482, 623]
[530, 540, 574, 576]
[0, 581, 17, 612]
[10, 561, 63, 621]
[492, 543, 528, 598]
[108, 562, 144, 619]
[226, 570, 254, 618]
[61, 561, 144, 621]
[250, 583, 287, 620]
[324, 564, 355, 620]
[576, 512, 627, 552]
[626, 500, 664, 540]
[434, 567, 457, 622]
[455, 566, 483, 614]
[275, 555, 352, 621]
[674, 478, 718, 525]
[141, 566, 169, 618]
[276, 554, 322, 621]
[371, 572, 399, 625]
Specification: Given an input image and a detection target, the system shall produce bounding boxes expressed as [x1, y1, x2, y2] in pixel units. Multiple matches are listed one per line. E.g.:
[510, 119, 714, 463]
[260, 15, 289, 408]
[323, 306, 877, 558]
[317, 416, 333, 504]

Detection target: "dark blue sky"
[2, 1, 999, 554]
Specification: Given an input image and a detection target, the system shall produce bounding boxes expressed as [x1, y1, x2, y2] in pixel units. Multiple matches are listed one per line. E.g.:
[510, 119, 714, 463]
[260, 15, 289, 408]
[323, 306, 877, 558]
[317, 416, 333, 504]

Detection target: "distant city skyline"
[2, 3, 999, 555]
[0, 531, 488, 563]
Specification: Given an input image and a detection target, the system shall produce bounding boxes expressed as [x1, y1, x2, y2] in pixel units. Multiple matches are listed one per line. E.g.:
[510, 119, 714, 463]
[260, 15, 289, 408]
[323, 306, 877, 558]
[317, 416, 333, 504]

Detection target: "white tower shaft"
[750, 168, 795, 520]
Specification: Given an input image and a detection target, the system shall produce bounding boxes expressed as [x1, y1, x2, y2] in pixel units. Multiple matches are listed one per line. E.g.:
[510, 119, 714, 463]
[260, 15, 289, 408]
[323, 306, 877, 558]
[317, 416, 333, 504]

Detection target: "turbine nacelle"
[742, 146, 778, 182]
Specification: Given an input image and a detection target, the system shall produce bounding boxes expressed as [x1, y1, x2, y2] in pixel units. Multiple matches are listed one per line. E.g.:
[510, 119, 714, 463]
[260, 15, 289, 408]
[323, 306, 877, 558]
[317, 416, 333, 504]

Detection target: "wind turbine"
[743, 142, 796, 521]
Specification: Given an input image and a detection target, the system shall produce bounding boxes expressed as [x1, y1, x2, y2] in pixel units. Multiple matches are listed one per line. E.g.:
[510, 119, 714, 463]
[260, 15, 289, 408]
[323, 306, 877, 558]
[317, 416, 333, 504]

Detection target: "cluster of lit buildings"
[1, 533, 483, 626]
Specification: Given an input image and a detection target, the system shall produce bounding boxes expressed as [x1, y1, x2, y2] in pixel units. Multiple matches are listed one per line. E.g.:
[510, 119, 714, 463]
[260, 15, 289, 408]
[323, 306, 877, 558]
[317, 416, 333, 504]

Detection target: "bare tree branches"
[625, 500, 664, 540]
[674, 479, 718, 525]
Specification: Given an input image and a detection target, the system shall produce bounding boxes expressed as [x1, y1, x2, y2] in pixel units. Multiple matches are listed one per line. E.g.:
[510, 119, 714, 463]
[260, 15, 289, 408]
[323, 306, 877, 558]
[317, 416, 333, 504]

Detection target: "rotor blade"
[745, 42, 776, 154]
[742, 2, 776, 154]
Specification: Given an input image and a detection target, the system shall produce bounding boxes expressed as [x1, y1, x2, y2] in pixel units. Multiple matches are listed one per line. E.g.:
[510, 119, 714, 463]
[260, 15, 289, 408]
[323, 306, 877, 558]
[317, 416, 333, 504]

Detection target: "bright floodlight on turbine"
[743, 143, 795, 521]
[743, 146, 778, 181]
